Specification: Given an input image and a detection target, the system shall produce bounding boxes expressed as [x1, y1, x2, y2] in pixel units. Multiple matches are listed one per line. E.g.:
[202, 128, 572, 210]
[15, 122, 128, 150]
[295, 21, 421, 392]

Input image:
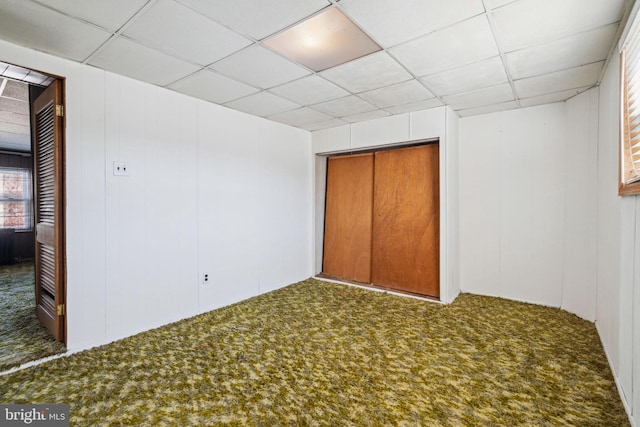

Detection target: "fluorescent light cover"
[263, 7, 381, 72]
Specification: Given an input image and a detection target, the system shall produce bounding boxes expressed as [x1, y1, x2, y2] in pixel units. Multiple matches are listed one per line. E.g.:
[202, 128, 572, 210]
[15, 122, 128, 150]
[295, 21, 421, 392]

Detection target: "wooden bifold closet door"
[322, 144, 439, 298]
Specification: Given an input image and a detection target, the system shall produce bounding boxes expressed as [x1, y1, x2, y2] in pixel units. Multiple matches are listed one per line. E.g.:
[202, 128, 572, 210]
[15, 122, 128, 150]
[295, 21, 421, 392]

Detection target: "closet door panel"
[322, 153, 374, 283]
[371, 144, 440, 297]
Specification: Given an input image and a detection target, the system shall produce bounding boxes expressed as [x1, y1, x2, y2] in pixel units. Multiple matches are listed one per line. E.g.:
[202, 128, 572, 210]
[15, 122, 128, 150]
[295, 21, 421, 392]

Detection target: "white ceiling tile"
[269, 75, 349, 105]
[420, 56, 508, 97]
[319, 51, 412, 93]
[342, 109, 390, 123]
[384, 98, 444, 115]
[456, 100, 519, 117]
[225, 91, 300, 117]
[268, 107, 334, 127]
[505, 24, 617, 79]
[339, 0, 485, 48]
[488, 0, 519, 9]
[493, 0, 626, 52]
[124, 0, 251, 66]
[89, 37, 200, 86]
[33, 0, 148, 32]
[390, 15, 499, 77]
[312, 95, 377, 117]
[169, 69, 258, 104]
[176, 0, 330, 40]
[514, 62, 603, 98]
[301, 118, 349, 132]
[358, 80, 434, 108]
[211, 45, 310, 89]
[519, 86, 592, 107]
[442, 83, 514, 110]
[0, 0, 112, 62]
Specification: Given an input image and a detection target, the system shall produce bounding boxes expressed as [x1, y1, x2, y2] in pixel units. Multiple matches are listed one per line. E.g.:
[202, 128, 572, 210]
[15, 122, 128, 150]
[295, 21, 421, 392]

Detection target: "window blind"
[621, 11, 640, 195]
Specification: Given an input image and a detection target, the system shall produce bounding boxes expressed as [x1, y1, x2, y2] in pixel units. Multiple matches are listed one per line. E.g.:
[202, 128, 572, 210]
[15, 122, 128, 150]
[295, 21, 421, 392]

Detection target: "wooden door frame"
[20, 62, 67, 345]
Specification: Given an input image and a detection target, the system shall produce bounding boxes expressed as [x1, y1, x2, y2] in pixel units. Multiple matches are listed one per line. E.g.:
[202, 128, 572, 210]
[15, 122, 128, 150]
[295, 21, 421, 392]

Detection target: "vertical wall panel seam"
[559, 103, 569, 310]
[195, 101, 200, 312]
[102, 70, 108, 339]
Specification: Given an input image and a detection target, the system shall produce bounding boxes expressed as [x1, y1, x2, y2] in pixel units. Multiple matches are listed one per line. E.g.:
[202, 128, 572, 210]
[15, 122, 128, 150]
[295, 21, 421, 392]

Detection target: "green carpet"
[0, 262, 66, 371]
[0, 279, 628, 426]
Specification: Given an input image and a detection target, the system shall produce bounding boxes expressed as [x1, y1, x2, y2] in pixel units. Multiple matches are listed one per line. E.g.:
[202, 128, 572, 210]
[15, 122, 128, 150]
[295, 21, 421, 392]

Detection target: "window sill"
[619, 180, 640, 196]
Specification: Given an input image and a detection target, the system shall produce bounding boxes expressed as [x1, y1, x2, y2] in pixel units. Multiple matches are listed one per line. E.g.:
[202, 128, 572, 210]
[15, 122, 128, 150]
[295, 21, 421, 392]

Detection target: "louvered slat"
[40, 293, 56, 319]
[36, 103, 56, 225]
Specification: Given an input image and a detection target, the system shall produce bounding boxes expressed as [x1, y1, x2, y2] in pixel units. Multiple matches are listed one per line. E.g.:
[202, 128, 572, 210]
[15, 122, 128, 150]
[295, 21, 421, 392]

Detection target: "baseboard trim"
[595, 320, 636, 427]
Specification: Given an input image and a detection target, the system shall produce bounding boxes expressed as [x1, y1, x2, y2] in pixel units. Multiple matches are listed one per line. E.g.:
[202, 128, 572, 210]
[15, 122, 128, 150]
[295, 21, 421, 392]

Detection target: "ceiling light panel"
[176, 0, 331, 40]
[339, 0, 485, 48]
[390, 15, 499, 78]
[268, 75, 349, 106]
[33, 0, 149, 32]
[505, 24, 618, 80]
[124, 0, 252, 66]
[514, 62, 603, 98]
[89, 37, 200, 87]
[359, 80, 434, 109]
[0, 0, 112, 62]
[211, 45, 310, 89]
[264, 7, 381, 72]
[319, 51, 412, 93]
[420, 56, 508, 97]
[169, 70, 259, 104]
[493, 0, 626, 52]
[225, 91, 300, 117]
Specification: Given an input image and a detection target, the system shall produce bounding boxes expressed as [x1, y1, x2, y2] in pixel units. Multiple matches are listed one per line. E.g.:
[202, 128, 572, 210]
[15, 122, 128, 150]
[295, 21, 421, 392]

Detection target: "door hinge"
[57, 304, 65, 316]
[55, 105, 64, 117]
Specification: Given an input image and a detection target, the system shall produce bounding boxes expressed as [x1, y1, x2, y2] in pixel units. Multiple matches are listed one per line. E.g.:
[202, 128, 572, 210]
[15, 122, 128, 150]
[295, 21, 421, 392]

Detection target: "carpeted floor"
[0, 262, 66, 371]
[0, 279, 629, 426]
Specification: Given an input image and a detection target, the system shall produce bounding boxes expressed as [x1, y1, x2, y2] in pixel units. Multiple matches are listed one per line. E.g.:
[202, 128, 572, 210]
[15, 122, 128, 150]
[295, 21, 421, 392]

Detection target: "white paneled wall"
[460, 102, 574, 309]
[311, 106, 460, 303]
[563, 89, 599, 321]
[0, 40, 312, 350]
[597, 50, 640, 426]
[459, 91, 599, 320]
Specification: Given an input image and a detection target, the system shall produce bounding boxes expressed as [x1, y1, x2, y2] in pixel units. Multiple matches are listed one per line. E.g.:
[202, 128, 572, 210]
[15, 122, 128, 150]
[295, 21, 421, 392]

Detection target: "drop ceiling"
[0, 0, 633, 132]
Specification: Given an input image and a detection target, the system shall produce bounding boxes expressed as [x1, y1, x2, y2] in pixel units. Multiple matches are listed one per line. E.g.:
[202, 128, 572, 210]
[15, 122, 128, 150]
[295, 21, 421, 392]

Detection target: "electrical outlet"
[203, 273, 209, 284]
[113, 161, 129, 176]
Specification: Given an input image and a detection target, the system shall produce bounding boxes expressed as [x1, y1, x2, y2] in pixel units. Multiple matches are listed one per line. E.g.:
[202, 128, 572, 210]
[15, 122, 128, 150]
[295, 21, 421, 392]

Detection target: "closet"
[322, 143, 440, 298]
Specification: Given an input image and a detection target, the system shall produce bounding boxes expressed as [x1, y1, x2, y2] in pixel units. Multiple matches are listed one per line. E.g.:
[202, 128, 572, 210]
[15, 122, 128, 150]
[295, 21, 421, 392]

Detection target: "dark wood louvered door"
[322, 153, 374, 283]
[32, 80, 65, 342]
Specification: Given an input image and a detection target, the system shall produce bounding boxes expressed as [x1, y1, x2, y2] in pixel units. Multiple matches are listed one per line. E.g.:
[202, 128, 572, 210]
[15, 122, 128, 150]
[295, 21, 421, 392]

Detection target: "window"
[620, 10, 640, 196]
[0, 168, 32, 230]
